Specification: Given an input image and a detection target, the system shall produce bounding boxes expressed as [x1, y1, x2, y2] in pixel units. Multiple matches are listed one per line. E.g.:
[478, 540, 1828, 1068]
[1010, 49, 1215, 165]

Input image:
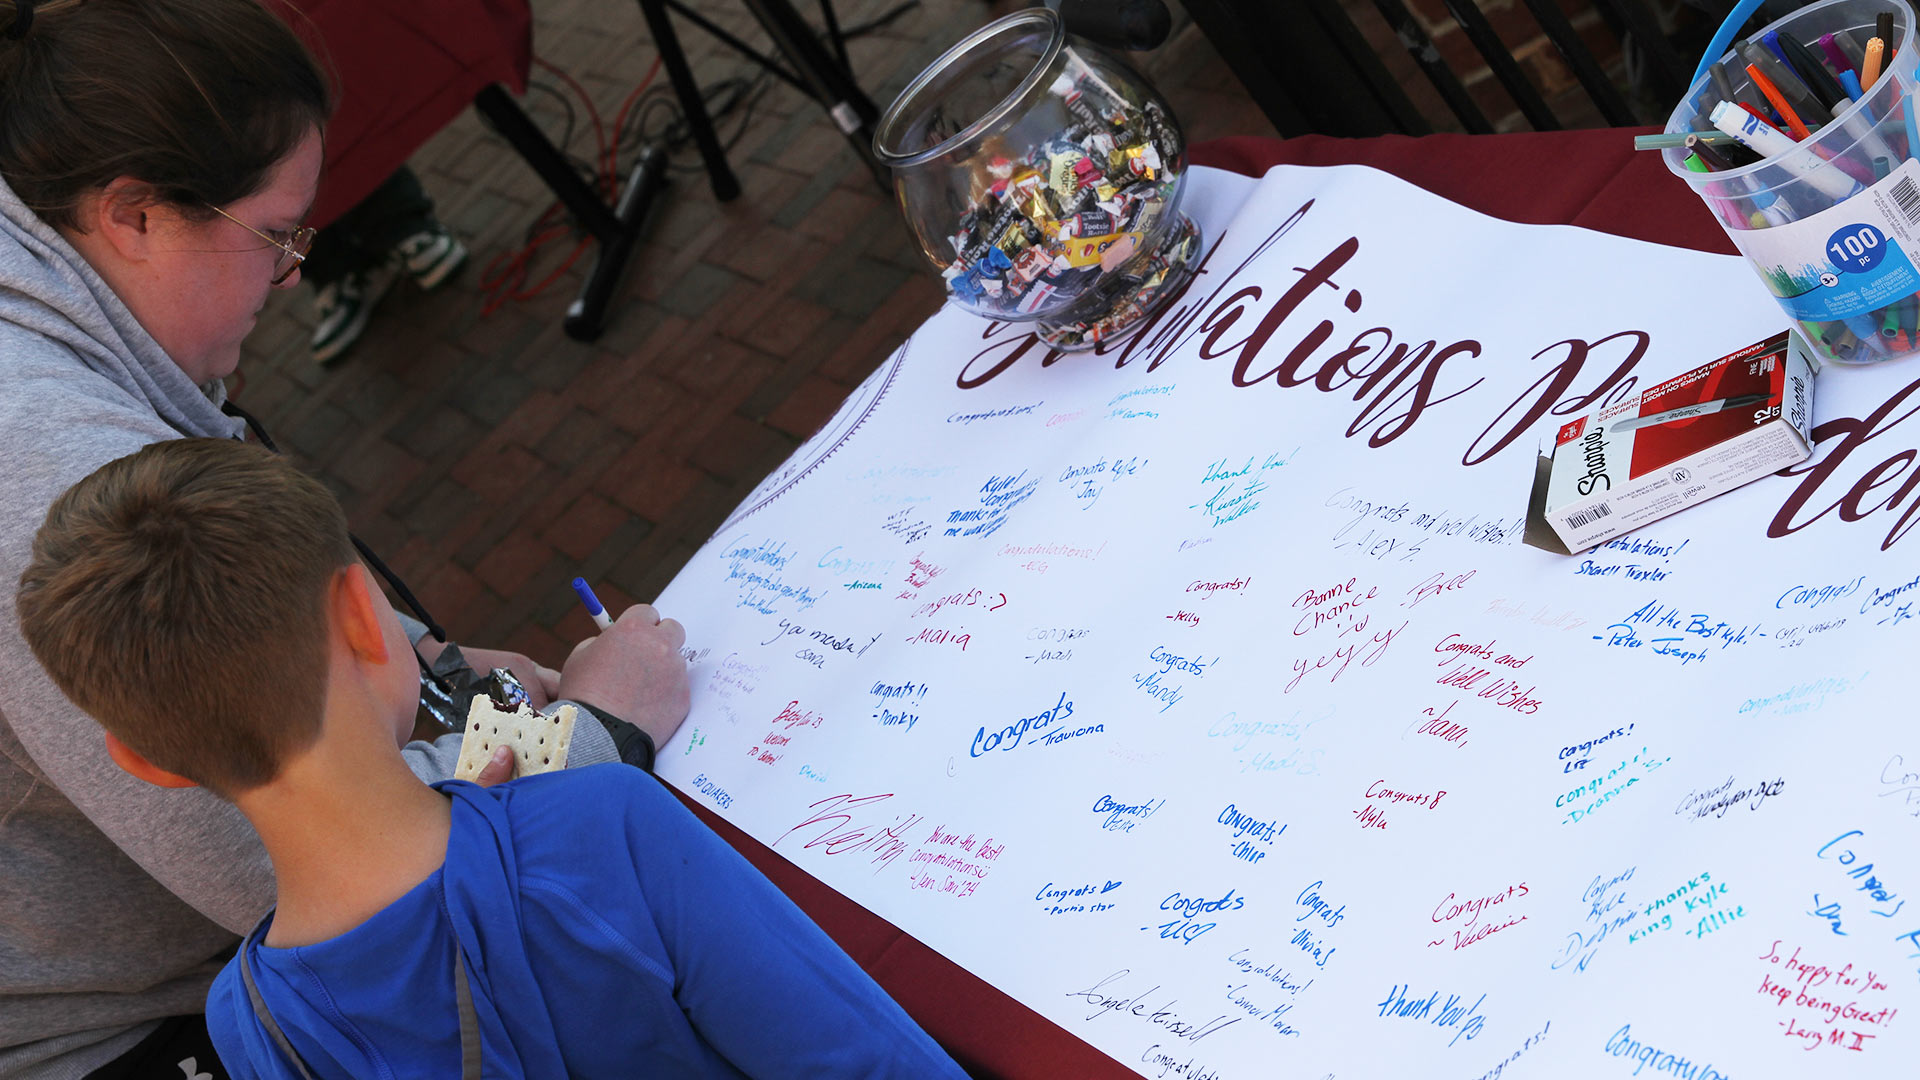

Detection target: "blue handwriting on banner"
[1132, 646, 1215, 713]
[1375, 984, 1488, 1047]
[1551, 866, 1637, 975]
[1058, 454, 1148, 510]
[816, 545, 896, 579]
[1601, 1025, 1728, 1079]
[946, 401, 1042, 425]
[944, 471, 1040, 538]
[970, 692, 1092, 757]
[1859, 570, 1920, 628]
[1216, 803, 1285, 863]
[869, 678, 928, 732]
[1144, 889, 1246, 946]
[1036, 878, 1123, 915]
[1816, 831, 1908, 921]
[1591, 600, 1766, 665]
[1777, 576, 1865, 611]
[1190, 449, 1297, 528]
[1576, 537, 1692, 583]
[1107, 383, 1174, 420]
[1093, 794, 1164, 833]
[1736, 672, 1868, 715]
[1557, 749, 1667, 825]
[1559, 724, 1632, 773]
[722, 537, 821, 614]
[1208, 706, 1330, 777]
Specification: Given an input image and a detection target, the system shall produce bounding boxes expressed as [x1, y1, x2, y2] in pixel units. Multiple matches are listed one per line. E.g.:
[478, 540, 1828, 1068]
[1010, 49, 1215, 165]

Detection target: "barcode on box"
[1894, 176, 1920, 225]
[1565, 503, 1612, 530]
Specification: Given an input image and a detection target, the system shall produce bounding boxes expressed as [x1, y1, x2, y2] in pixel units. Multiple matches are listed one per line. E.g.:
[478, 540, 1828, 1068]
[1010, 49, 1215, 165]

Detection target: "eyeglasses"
[206, 204, 316, 285]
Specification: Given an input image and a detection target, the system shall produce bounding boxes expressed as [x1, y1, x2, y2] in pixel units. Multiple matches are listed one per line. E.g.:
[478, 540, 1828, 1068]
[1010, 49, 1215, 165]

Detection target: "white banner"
[655, 163, 1920, 1079]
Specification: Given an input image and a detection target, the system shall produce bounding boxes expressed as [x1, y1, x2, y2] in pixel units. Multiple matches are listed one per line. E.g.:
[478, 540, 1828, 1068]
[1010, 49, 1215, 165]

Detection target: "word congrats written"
[1601, 1025, 1729, 1079]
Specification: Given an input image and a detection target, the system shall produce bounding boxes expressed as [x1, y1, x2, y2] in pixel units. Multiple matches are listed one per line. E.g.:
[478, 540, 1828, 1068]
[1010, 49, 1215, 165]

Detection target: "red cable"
[532, 57, 610, 197]
[480, 55, 665, 316]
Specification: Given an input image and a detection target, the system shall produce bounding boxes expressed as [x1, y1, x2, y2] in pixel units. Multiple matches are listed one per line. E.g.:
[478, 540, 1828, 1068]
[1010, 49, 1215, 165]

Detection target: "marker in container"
[1689, 114, 1763, 165]
[1819, 32, 1857, 77]
[1748, 61, 1812, 138]
[1633, 130, 1744, 149]
[1739, 40, 1824, 124]
[1839, 68, 1864, 101]
[1686, 133, 1735, 171]
[1709, 100, 1862, 201]
[1609, 394, 1770, 433]
[571, 577, 613, 630]
[1710, 59, 1771, 123]
[1827, 102, 1897, 187]
[1863, 37, 1886, 89]
[1761, 29, 1795, 72]
[1746, 187, 1797, 227]
[1778, 31, 1847, 110]
[1838, 28, 1869, 73]
[1843, 312, 1889, 357]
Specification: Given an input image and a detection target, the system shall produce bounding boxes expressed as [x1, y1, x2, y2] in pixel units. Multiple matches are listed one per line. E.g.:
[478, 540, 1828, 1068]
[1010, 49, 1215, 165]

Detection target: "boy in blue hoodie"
[17, 438, 966, 1079]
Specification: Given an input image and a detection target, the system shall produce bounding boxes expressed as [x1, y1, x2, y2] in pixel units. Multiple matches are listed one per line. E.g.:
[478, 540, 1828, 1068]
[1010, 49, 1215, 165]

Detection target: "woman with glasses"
[0, 3, 688, 1077]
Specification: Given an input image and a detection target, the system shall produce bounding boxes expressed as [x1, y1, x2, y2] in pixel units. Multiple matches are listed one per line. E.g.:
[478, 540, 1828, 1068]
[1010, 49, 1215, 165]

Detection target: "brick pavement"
[231, 0, 1277, 667]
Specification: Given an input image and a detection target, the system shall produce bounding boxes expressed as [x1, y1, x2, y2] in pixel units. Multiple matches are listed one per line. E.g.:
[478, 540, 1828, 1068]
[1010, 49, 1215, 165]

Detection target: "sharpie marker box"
[1523, 329, 1817, 555]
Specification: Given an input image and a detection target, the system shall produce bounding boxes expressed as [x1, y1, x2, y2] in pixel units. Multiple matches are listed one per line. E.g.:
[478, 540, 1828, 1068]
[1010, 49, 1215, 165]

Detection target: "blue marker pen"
[572, 577, 613, 629]
[1761, 30, 1793, 73]
[1839, 69, 1864, 102]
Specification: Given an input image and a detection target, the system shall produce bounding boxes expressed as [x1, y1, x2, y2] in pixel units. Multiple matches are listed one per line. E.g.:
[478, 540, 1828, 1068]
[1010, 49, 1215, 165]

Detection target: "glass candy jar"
[872, 7, 1200, 350]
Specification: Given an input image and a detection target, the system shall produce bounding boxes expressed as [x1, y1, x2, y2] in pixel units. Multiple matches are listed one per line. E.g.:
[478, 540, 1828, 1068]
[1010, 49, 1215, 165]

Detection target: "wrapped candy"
[877, 9, 1200, 348]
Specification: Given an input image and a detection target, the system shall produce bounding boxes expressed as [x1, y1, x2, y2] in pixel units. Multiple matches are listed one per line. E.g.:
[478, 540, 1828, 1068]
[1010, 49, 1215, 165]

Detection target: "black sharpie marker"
[1609, 394, 1769, 433]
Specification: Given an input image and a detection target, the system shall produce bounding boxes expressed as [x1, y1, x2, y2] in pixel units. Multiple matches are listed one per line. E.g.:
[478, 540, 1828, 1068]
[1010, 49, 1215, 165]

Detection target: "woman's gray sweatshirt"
[0, 176, 614, 1078]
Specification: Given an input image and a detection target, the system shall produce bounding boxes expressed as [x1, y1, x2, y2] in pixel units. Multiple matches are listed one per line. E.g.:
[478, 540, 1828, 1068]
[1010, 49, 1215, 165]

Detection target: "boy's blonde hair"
[17, 439, 358, 795]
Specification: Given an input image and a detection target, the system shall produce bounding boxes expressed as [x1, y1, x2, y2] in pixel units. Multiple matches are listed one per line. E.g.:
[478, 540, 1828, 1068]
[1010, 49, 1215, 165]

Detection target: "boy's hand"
[556, 604, 692, 748]
[474, 745, 517, 787]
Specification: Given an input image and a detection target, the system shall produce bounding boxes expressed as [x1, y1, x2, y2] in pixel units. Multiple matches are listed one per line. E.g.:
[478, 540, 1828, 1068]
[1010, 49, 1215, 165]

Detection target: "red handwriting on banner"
[750, 701, 826, 766]
[1409, 701, 1469, 748]
[903, 824, 1005, 899]
[1755, 940, 1900, 1052]
[1406, 570, 1476, 608]
[1427, 881, 1530, 951]
[1286, 620, 1407, 694]
[774, 793, 923, 875]
[1291, 577, 1380, 639]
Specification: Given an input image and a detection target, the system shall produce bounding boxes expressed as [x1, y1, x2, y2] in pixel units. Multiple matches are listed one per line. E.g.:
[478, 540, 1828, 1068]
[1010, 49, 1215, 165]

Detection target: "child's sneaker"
[394, 224, 468, 292]
[310, 267, 392, 366]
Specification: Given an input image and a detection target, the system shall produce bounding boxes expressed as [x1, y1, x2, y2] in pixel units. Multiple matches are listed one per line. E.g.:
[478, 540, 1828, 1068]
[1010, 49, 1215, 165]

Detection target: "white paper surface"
[654, 163, 1920, 1078]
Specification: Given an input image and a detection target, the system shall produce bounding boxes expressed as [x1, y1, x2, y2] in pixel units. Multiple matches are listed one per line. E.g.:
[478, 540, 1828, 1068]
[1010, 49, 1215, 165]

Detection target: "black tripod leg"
[636, 0, 742, 201]
[736, 0, 887, 187]
[474, 85, 621, 239]
[473, 86, 666, 343]
[565, 146, 670, 341]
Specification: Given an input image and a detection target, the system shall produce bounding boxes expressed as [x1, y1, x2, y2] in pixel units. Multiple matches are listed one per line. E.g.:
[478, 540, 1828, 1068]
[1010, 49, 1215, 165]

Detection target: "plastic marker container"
[1663, 0, 1920, 364]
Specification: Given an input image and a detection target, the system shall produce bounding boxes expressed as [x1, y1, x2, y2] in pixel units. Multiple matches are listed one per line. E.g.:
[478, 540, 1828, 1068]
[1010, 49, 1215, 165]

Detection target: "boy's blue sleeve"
[584, 770, 966, 1078]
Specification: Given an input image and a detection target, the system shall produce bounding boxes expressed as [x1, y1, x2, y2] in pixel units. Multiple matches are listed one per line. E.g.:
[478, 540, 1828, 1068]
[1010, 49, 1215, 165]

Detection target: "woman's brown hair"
[0, 0, 329, 230]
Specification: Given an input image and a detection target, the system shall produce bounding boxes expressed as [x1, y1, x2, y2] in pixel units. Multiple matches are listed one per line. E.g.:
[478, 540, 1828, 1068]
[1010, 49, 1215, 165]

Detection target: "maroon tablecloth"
[285, 0, 532, 227]
[667, 129, 1752, 1080]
